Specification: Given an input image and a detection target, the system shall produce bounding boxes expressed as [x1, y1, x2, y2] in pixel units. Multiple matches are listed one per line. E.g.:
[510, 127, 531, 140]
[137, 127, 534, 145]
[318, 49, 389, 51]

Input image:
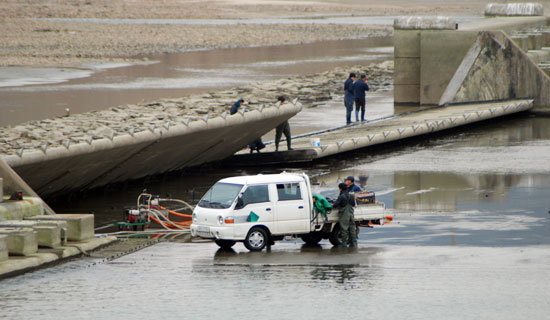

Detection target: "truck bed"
[325, 203, 387, 223]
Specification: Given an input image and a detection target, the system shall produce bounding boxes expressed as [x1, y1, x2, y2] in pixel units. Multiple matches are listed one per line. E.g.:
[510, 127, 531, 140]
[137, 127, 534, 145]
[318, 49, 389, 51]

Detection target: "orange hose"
[159, 206, 193, 219]
[148, 215, 190, 229]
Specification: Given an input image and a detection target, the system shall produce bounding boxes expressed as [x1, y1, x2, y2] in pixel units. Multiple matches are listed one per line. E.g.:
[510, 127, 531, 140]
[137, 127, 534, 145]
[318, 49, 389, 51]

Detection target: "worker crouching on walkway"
[332, 183, 357, 248]
[275, 96, 293, 151]
[230, 98, 265, 153]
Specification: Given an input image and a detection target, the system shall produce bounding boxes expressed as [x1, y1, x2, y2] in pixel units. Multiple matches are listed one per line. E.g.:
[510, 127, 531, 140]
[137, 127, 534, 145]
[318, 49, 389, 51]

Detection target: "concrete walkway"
[231, 99, 533, 164]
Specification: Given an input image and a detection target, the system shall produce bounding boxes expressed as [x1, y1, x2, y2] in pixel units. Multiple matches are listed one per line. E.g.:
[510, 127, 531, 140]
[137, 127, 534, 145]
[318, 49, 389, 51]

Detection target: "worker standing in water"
[331, 183, 357, 248]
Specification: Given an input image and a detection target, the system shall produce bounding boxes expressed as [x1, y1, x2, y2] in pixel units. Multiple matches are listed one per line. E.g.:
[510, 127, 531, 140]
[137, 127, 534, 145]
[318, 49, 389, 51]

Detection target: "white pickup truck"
[190, 172, 389, 251]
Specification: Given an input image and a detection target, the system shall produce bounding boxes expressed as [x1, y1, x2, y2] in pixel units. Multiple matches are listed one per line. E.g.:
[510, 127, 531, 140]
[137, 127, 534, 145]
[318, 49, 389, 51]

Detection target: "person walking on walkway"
[344, 72, 356, 124]
[275, 96, 293, 151]
[353, 74, 370, 122]
[332, 183, 357, 248]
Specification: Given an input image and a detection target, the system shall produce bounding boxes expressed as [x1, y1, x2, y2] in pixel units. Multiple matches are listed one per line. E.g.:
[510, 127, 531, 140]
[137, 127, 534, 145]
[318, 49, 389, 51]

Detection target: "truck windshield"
[198, 183, 243, 209]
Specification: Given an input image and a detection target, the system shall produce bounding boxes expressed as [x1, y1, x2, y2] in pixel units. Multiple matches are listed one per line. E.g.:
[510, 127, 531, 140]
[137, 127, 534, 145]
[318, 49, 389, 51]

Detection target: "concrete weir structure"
[393, 5, 550, 112]
[2, 102, 301, 197]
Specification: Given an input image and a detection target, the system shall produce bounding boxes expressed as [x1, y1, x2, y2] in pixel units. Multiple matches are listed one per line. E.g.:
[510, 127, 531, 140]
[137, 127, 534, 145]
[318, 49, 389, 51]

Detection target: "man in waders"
[332, 183, 357, 248]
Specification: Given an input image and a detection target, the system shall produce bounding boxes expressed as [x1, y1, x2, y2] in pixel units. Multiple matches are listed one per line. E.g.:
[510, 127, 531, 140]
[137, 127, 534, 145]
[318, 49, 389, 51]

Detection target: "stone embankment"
[0, 61, 393, 157]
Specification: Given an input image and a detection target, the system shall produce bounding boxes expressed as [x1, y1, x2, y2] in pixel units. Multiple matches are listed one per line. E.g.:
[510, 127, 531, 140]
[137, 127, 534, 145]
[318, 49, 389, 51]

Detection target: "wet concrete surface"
[1, 114, 550, 318]
[0, 37, 392, 126]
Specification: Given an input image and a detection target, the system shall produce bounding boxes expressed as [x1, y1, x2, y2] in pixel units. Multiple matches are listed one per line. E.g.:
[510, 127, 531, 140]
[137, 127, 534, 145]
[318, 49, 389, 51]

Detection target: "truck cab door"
[233, 184, 274, 236]
[273, 182, 309, 234]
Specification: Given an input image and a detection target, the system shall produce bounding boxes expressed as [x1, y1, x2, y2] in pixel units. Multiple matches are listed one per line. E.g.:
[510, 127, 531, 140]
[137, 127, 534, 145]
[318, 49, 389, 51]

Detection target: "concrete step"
[527, 48, 550, 64]
[511, 35, 529, 52]
[25, 214, 94, 241]
[0, 228, 38, 256]
[0, 235, 7, 262]
[539, 64, 550, 76]
[0, 220, 63, 248]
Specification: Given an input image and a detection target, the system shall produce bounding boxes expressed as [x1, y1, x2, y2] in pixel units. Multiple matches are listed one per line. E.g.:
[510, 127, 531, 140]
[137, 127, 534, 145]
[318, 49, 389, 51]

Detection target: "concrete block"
[0, 220, 60, 248]
[34, 226, 61, 248]
[394, 16, 457, 30]
[0, 235, 7, 262]
[527, 34, 543, 50]
[25, 214, 94, 241]
[527, 50, 550, 64]
[511, 35, 530, 51]
[0, 197, 45, 220]
[420, 31, 478, 105]
[34, 220, 67, 245]
[394, 30, 421, 58]
[485, 3, 544, 16]
[394, 58, 420, 85]
[0, 228, 38, 256]
[542, 31, 550, 47]
[394, 84, 420, 104]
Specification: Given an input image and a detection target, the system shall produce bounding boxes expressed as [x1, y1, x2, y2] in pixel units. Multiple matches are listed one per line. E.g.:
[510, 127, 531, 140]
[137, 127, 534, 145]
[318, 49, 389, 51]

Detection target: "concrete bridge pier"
[393, 16, 458, 105]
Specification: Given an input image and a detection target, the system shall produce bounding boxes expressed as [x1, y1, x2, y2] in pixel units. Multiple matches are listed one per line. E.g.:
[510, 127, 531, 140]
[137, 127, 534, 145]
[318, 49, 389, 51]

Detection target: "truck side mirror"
[235, 194, 244, 209]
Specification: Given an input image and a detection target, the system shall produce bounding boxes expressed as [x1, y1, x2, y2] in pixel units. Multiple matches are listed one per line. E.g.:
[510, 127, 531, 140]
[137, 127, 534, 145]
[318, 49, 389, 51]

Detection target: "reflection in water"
[311, 266, 358, 287]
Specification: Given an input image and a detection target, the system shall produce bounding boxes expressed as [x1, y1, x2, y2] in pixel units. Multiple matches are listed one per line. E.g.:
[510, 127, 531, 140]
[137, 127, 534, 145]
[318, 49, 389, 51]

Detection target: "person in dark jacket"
[332, 183, 357, 248]
[345, 176, 362, 194]
[230, 98, 244, 115]
[353, 74, 370, 122]
[344, 73, 356, 124]
[275, 96, 293, 151]
[230, 98, 264, 153]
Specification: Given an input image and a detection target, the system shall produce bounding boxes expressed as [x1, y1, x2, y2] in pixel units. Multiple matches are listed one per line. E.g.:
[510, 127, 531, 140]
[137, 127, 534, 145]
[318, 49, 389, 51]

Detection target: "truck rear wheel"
[300, 232, 322, 245]
[244, 227, 268, 251]
[215, 239, 236, 250]
[329, 224, 343, 246]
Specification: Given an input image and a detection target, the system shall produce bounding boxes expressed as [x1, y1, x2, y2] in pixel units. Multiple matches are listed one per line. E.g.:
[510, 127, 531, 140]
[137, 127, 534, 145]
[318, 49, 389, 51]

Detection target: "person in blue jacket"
[353, 74, 370, 122]
[343, 72, 356, 124]
[230, 98, 244, 115]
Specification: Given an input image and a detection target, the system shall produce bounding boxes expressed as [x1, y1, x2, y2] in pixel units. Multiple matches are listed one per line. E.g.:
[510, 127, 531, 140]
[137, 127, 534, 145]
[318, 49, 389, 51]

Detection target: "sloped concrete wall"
[3, 104, 301, 197]
[420, 31, 478, 105]
[439, 31, 550, 110]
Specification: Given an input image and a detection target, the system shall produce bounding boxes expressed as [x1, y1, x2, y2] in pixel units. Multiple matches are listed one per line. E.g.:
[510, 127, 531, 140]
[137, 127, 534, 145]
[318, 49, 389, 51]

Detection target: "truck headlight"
[193, 213, 197, 223]
[218, 215, 224, 225]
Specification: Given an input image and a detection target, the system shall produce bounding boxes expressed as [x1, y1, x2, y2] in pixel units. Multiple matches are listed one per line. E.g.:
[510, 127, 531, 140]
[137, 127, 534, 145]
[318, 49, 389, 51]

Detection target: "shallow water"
[2, 114, 550, 319]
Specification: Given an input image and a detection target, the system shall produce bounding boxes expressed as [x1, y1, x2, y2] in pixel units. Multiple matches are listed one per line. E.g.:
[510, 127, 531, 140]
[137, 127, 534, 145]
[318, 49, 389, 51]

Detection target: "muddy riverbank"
[0, 60, 393, 156]
[0, 0, 496, 67]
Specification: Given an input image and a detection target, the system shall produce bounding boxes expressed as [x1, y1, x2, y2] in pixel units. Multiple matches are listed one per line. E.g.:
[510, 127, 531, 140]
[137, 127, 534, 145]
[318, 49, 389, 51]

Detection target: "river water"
[2, 111, 549, 319]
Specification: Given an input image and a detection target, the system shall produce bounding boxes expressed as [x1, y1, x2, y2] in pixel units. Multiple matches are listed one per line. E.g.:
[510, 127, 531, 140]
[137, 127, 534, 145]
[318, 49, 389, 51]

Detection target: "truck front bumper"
[191, 224, 240, 240]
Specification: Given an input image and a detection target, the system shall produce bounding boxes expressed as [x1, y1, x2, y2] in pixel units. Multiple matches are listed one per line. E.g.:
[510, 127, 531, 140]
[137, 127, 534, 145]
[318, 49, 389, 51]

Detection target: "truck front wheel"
[215, 239, 236, 249]
[244, 227, 268, 251]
